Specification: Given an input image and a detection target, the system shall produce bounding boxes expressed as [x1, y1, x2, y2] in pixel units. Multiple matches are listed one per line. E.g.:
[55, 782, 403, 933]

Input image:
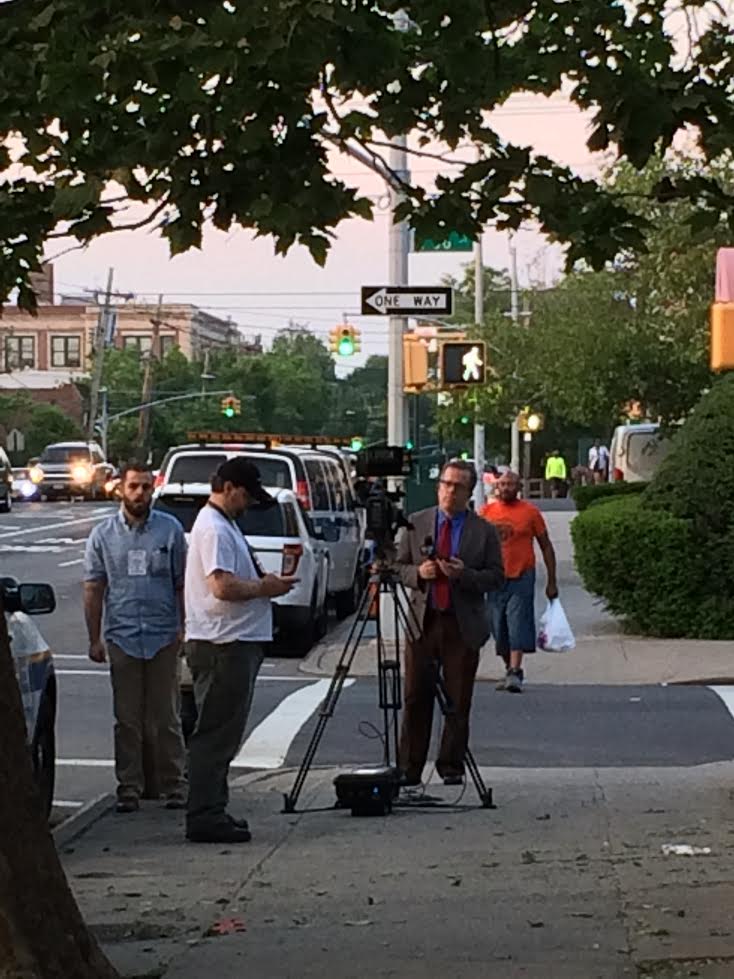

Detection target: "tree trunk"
[0, 594, 119, 979]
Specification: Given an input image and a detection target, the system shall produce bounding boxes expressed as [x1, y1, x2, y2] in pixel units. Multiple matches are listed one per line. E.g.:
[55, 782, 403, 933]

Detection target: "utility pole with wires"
[87, 267, 114, 442]
[509, 239, 521, 473]
[137, 294, 163, 459]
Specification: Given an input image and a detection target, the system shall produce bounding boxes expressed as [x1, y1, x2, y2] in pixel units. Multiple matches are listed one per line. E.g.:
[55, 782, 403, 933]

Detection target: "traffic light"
[711, 302, 734, 370]
[350, 437, 364, 451]
[329, 323, 358, 357]
[403, 335, 429, 391]
[221, 395, 241, 418]
[516, 408, 544, 433]
[460, 414, 471, 425]
[440, 341, 486, 388]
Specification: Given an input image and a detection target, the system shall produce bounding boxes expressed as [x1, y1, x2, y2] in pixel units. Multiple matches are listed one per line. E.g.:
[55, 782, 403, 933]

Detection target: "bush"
[571, 480, 648, 512]
[572, 495, 734, 638]
[572, 377, 734, 639]
[643, 372, 734, 536]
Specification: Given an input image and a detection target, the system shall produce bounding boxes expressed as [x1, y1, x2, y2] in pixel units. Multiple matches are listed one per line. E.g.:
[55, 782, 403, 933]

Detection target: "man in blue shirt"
[83, 463, 187, 813]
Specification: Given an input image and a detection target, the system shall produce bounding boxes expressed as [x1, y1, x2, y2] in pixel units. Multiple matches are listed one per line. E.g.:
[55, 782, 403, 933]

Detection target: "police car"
[3, 577, 57, 816]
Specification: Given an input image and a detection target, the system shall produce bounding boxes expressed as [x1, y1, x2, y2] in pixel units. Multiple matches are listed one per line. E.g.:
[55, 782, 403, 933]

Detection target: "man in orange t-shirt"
[480, 471, 558, 693]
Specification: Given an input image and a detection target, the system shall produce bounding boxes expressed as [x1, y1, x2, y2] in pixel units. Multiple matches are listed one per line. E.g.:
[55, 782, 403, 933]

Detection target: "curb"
[53, 793, 114, 849]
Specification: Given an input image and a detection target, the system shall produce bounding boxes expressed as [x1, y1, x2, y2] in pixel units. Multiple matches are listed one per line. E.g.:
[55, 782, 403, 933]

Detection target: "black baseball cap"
[214, 458, 275, 506]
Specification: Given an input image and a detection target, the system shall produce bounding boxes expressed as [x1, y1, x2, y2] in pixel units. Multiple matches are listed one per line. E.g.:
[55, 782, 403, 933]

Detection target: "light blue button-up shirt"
[84, 509, 186, 659]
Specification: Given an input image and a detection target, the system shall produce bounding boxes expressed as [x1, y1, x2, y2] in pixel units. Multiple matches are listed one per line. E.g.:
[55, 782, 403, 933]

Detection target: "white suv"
[155, 442, 365, 618]
[152, 486, 330, 652]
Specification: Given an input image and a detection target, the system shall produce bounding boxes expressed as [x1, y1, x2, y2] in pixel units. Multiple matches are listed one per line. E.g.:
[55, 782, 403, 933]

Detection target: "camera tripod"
[282, 560, 494, 813]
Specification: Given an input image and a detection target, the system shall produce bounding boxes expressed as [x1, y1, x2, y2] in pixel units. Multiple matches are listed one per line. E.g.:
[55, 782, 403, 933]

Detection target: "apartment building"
[0, 299, 261, 374]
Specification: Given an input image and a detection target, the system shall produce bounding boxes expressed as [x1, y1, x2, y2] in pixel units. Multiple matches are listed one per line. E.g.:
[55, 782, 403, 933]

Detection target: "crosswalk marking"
[0, 510, 109, 542]
[709, 686, 734, 723]
[234, 678, 354, 770]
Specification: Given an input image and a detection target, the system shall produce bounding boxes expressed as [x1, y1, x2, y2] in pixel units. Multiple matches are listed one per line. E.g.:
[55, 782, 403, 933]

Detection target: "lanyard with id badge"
[128, 549, 148, 577]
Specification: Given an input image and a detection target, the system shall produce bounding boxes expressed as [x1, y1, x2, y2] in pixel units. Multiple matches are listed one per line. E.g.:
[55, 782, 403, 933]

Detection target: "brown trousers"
[398, 609, 480, 780]
[108, 641, 186, 800]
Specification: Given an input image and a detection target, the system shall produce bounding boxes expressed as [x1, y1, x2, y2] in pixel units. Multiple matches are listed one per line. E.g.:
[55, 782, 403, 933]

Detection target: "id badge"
[128, 549, 147, 576]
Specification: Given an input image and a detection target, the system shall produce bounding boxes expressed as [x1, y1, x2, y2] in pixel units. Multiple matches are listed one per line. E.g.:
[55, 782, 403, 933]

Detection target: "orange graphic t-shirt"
[480, 500, 547, 579]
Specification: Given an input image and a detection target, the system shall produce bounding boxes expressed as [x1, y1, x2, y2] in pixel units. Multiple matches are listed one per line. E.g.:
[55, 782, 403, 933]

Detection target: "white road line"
[55, 654, 89, 660]
[709, 686, 734, 722]
[57, 759, 113, 768]
[56, 669, 109, 676]
[0, 511, 109, 541]
[233, 678, 354, 769]
[55, 669, 314, 682]
[53, 800, 84, 809]
[58, 558, 85, 567]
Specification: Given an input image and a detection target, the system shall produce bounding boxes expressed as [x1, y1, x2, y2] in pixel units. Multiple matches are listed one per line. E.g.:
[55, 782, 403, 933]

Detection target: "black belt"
[428, 605, 456, 617]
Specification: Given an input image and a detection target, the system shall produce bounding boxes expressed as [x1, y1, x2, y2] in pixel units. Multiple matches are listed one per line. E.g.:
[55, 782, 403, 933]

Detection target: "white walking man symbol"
[462, 345, 484, 382]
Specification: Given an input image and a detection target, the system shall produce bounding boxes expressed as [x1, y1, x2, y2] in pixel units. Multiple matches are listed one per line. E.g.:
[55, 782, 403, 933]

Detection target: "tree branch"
[364, 138, 474, 167]
[45, 198, 169, 240]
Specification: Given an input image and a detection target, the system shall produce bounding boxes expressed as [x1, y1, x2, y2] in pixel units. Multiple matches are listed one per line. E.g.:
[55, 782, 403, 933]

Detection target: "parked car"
[0, 445, 13, 512]
[155, 440, 364, 618]
[2, 575, 57, 816]
[32, 441, 114, 501]
[153, 485, 331, 740]
[608, 424, 672, 483]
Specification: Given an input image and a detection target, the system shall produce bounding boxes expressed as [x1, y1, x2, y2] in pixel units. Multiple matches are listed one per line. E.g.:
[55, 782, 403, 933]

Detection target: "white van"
[608, 423, 672, 483]
[156, 441, 365, 617]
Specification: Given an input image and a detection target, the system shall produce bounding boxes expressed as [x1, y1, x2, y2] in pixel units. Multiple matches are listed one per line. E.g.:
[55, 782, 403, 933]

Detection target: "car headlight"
[20, 480, 37, 498]
[71, 463, 92, 483]
[29, 466, 44, 484]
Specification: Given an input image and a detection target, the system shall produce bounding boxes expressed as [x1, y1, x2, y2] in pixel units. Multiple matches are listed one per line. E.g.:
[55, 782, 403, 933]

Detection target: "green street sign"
[414, 230, 474, 253]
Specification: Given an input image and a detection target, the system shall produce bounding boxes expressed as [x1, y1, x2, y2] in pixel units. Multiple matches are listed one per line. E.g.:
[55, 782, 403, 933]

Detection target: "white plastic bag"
[537, 599, 575, 652]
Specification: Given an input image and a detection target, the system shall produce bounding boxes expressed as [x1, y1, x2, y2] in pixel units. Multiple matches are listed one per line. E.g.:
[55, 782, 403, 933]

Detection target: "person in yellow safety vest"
[544, 450, 567, 499]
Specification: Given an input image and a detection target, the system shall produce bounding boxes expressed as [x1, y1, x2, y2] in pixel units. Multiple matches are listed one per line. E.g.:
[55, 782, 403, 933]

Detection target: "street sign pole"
[387, 10, 410, 454]
[509, 239, 521, 473]
[473, 233, 485, 510]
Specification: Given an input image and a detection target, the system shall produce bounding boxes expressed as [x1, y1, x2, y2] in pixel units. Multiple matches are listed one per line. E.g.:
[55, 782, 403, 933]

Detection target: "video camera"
[353, 446, 413, 553]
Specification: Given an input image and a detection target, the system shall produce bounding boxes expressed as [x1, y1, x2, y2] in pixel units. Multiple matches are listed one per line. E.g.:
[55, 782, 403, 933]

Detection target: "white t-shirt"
[185, 504, 272, 644]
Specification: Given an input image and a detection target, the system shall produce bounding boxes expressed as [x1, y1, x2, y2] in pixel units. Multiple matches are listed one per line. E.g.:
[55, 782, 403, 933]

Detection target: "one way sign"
[361, 286, 453, 316]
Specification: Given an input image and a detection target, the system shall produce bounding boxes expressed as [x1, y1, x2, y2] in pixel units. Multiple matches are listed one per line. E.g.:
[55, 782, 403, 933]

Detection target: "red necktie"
[433, 517, 452, 610]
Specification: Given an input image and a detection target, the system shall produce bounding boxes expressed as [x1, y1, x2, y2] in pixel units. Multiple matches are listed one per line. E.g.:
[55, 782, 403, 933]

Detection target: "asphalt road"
[3, 501, 734, 818]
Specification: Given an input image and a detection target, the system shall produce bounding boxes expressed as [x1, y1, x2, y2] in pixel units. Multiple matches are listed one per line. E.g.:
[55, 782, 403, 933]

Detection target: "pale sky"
[48, 95, 605, 365]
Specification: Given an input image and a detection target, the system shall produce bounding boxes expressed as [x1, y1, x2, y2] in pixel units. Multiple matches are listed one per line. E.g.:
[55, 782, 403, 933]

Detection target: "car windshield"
[167, 453, 292, 489]
[153, 495, 286, 537]
[39, 447, 89, 465]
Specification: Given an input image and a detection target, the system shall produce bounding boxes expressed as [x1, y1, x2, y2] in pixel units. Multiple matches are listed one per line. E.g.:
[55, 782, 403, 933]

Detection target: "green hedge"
[571, 495, 734, 638]
[571, 480, 648, 512]
[644, 373, 734, 537]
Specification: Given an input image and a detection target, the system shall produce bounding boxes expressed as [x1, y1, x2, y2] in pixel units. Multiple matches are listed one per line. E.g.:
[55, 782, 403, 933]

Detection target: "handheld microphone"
[420, 534, 436, 559]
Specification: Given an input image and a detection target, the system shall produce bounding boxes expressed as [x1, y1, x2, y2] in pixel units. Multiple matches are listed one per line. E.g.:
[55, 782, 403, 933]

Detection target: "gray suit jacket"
[395, 506, 504, 651]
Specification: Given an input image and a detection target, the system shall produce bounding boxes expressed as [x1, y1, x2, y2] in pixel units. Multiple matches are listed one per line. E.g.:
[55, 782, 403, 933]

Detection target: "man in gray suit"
[395, 459, 504, 786]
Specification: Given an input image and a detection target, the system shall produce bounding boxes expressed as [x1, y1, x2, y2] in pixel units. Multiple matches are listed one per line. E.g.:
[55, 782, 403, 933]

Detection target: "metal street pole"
[87, 267, 114, 441]
[387, 10, 410, 450]
[509, 239, 521, 473]
[472, 233, 486, 510]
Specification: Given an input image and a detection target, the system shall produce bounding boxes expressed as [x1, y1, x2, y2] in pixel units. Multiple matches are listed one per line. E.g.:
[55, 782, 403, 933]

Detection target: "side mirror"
[10, 583, 56, 615]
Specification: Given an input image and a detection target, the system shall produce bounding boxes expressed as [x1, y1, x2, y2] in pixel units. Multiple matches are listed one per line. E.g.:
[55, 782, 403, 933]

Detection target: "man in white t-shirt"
[184, 458, 296, 843]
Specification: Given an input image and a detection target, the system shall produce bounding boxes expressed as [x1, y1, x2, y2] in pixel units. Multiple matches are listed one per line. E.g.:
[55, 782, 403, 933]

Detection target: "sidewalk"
[301, 512, 734, 686]
[62, 764, 734, 978]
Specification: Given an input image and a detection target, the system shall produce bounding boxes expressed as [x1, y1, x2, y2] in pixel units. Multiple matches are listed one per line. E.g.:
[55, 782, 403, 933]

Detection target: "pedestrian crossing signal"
[440, 342, 486, 388]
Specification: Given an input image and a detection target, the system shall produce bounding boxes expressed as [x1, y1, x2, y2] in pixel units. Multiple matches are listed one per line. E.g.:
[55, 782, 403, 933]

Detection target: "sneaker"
[442, 774, 464, 786]
[505, 669, 523, 694]
[116, 795, 140, 814]
[186, 820, 252, 844]
[164, 791, 187, 810]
